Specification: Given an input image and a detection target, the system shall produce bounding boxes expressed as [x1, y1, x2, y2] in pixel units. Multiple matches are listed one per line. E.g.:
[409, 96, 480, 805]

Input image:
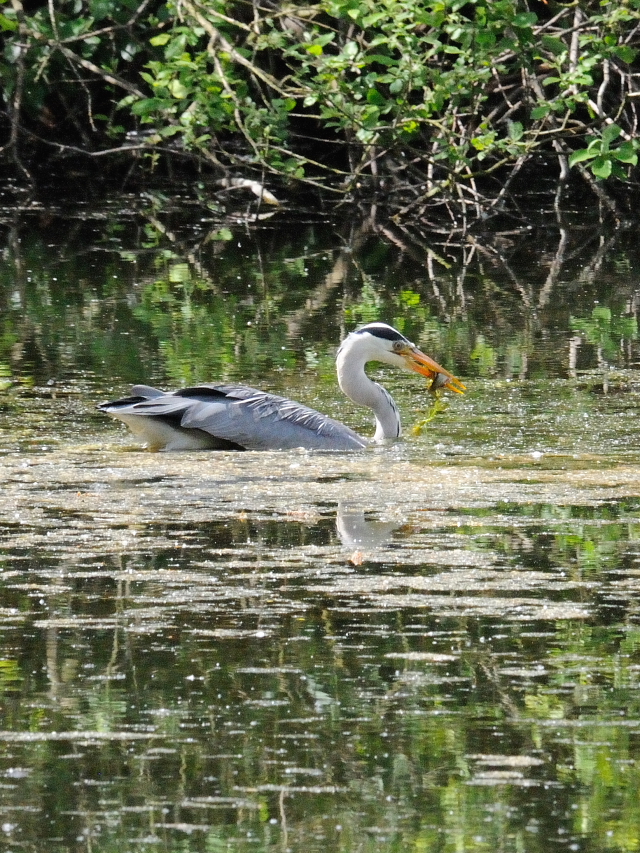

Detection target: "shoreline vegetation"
[1, 1, 640, 227]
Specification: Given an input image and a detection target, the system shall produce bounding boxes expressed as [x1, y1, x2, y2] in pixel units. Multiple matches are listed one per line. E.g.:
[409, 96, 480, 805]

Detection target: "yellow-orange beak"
[401, 346, 466, 395]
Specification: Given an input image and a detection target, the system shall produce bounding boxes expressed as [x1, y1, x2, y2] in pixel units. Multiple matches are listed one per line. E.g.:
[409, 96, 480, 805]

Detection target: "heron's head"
[344, 323, 466, 394]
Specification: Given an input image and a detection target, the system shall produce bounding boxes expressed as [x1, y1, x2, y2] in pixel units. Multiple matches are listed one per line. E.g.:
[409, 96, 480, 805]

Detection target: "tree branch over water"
[0, 0, 639, 222]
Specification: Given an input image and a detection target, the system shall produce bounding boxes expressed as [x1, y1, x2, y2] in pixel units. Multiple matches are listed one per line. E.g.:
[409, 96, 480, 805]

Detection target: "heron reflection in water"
[98, 322, 465, 452]
[336, 503, 401, 550]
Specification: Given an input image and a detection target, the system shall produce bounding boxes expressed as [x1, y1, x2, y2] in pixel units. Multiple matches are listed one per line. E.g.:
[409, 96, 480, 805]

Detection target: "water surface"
[0, 199, 639, 852]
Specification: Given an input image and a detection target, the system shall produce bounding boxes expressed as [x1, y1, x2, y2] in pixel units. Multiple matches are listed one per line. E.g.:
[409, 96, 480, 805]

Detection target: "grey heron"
[98, 322, 465, 451]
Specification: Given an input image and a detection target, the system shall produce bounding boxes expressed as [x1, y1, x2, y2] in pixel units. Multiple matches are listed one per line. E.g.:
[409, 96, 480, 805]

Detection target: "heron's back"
[98, 384, 367, 451]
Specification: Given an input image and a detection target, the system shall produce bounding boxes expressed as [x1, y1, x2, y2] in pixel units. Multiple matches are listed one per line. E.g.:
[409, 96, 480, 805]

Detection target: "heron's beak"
[402, 346, 466, 394]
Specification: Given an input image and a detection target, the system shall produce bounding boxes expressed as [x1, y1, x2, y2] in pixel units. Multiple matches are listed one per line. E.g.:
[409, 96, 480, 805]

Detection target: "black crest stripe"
[355, 323, 408, 342]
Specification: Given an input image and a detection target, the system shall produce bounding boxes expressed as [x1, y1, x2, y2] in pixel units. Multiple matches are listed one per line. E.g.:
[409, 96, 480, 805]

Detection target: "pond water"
[0, 197, 639, 853]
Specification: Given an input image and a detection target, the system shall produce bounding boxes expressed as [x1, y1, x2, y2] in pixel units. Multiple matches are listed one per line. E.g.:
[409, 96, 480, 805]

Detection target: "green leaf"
[272, 97, 297, 112]
[530, 104, 550, 120]
[0, 13, 18, 31]
[306, 44, 323, 56]
[475, 31, 495, 48]
[401, 120, 419, 135]
[168, 79, 189, 99]
[498, 37, 518, 53]
[507, 121, 523, 141]
[150, 33, 171, 46]
[613, 141, 638, 164]
[312, 33, 335, 48]
[613, 44, 637, 64]
[362, 12, 385, 26]
[541, 35, 566, 56]
[591, 156, 612, 179]
[568, 148, 594, 167]
[366, 88, 385, 106]
[609, 161, 627, 180]
[342, 41, 359, 59]
[512, 12, 537, 27]
[601, 123, 622, 146]
[130, 97, 173, 116]
[361, 54, 396, 66]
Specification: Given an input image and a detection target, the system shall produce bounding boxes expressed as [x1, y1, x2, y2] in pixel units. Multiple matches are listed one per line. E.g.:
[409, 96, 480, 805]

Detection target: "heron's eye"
[392, 341, 404, 353]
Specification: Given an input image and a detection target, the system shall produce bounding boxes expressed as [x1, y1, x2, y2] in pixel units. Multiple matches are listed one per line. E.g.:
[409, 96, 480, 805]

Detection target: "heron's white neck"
[336, 342, 401, 442]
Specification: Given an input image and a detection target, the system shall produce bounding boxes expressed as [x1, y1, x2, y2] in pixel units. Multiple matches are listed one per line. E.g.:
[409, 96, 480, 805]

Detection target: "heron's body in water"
[98, 323, 465, 451]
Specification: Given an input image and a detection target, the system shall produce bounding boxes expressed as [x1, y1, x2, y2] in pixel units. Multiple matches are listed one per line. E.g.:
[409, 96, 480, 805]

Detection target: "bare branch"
[57, 46, 145, 97]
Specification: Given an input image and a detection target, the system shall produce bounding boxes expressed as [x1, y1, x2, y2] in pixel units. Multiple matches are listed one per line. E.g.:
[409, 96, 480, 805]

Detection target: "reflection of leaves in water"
[2, 209, 639, 394]
[0, 444, 640, 849]
[0, 361, 13, 392]
[344, 280, 383, 326]
[400, 289, 421, 308]
[470, 334, 498, 376]
[571, 306, 638, 362]
[1, 210, 640, 852]
[0, 659, 22, 696]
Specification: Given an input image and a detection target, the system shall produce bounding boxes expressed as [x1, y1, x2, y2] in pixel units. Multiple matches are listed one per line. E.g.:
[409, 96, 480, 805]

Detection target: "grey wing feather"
[99, 383, 367, 451]
[131, 385, 165, 399]
[179, 384, 367, 450]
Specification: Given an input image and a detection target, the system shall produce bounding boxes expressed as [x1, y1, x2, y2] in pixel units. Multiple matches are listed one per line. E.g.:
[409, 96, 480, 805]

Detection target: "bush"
[2, 0, 640, 220]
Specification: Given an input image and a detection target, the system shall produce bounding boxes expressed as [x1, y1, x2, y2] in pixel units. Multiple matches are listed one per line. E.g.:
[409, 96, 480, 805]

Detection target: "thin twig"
[58, 46, 145, 97]
[178, 0, 290, 98]
[3, 0, 34, 183]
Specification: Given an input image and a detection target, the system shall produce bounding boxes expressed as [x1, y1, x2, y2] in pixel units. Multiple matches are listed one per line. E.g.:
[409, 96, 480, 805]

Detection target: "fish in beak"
[401, 345, 466, 395]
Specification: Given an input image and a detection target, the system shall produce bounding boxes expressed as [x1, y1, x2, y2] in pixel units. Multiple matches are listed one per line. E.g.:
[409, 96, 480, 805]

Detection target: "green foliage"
[0, 659, 22, 697]
[470, 335, 498, 376]
[0, 0, 162, 143]
[1, 0, 640, 215]
[571, 306, 638, 361]
[568, 124, 639, 180]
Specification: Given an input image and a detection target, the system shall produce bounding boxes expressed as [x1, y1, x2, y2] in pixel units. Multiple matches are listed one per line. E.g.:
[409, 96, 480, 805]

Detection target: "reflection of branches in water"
[284, 253, 351, 343]
[1, 211, 85, 377]
[142, 211, 221, 295]
[377, 220, 468, 324]
[200, 207, 640, 378]
[371, 213, 640, 376]
[141, 206, 377, 347]
[4, 200, 638, 387]
[284, 217, 376, 343]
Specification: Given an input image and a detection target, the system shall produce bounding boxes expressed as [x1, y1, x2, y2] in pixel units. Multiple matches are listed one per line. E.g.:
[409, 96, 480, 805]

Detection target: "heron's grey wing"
[131, 385, 165, 399]
[176, 384, 368, 450]
[98, 385, 245, 450]
[99, 384, 367, 451]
